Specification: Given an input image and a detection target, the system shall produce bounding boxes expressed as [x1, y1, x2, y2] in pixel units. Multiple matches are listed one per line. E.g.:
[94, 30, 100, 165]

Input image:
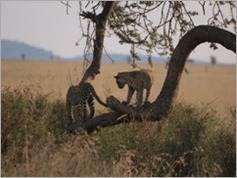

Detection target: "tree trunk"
[84, 25, 236, 133]
[80, 2, 115, 83]
[153, 25, 235, 114]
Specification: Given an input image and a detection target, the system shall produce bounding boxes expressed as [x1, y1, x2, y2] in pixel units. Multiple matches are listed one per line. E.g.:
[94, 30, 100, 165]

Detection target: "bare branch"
[80, 11, 99, 23]
[180, 1, 196, 27]
[60, 1, 71, 15]
[91, 1, 101, 12]
[103, 46, 115, 63]
[198, 1, 206, 15]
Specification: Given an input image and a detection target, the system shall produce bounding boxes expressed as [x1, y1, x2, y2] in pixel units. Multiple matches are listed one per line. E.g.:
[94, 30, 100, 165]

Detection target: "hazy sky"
[1, 1, 236, 64]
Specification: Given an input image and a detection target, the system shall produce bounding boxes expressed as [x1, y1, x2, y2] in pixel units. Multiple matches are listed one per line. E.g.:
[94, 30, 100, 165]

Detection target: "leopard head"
[114, 75, 126, 89]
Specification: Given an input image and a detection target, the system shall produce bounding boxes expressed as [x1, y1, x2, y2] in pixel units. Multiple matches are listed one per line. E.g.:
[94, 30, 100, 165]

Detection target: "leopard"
[66, 82, 107, 123]
[114, 69, 154, 108]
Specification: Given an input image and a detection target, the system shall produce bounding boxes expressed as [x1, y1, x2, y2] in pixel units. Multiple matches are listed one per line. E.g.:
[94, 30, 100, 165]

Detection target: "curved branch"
[152, 25, 236, 117]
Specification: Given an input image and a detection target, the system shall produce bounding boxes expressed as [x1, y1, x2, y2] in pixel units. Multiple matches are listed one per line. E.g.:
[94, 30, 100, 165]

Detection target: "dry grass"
[2, 59, 235, 116]
[1, 86, 235, 176]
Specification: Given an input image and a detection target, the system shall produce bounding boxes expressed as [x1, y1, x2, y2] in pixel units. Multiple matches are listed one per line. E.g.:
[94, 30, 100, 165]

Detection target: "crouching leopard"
[114, 69, 154, 108]
[66, 82, 107, 123]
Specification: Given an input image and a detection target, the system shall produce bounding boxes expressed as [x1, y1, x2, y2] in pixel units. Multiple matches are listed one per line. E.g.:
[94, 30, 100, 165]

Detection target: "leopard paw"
[122, 101, 129, 106]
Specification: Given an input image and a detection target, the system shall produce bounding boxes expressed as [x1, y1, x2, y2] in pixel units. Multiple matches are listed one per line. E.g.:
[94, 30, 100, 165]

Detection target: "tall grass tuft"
[1, 86, 236, 176]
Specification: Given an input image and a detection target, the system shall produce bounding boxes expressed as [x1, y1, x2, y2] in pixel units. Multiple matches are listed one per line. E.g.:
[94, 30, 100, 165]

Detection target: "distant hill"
[1, 39, 58, 60]
[2, 39, 207, 64]
[1, 39, 168, 63]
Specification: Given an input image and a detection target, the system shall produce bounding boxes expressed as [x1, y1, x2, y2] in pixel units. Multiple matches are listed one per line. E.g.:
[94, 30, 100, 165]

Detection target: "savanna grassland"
[2, 60, 236, 115]
[1, 59, 236, 176]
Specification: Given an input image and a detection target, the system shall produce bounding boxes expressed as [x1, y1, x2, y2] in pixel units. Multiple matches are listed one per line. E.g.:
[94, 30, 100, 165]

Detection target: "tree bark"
[83, 25, 236, 133]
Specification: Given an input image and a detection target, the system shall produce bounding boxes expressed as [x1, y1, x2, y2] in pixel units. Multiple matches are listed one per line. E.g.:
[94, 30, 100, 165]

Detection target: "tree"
[21, 54, 26, 61]
[210, 55, 217, 65]
[79, 2, 115, 82]
[63, 1, 236, 133]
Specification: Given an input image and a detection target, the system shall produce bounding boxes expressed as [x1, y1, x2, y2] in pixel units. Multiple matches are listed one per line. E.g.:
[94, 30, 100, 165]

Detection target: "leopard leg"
[88, 95, 95, 119]
[124, 87, 134, 105]
[145, 88, 151, 102]
[75, 104, 81, 121]
[66, 102, 75, 123]
[82, 100, 87, 122]
[136, 89, 143, 108]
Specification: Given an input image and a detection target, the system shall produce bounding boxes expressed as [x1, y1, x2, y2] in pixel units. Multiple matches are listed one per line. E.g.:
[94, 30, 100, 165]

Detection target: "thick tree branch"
[85, 112, 125, 133]
[99, 1, 116, 19]
[153, 25, 236, 113]
[80, 11, 99, 23]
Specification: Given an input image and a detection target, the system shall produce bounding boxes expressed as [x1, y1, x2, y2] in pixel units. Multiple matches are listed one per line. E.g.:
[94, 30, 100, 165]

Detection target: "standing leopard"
[66, 82, 107, 123]
[114, 69, 154, 108]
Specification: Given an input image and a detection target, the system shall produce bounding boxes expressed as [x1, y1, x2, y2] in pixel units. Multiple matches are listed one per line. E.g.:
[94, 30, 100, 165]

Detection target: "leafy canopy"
[64, 1, 236, 65]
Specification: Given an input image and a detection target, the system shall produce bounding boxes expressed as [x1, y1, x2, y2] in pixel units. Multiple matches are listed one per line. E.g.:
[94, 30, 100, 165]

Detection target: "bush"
[1, 86, 67, 176]
[97, 103, 236, 176]
[1, 86, 235, 176]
